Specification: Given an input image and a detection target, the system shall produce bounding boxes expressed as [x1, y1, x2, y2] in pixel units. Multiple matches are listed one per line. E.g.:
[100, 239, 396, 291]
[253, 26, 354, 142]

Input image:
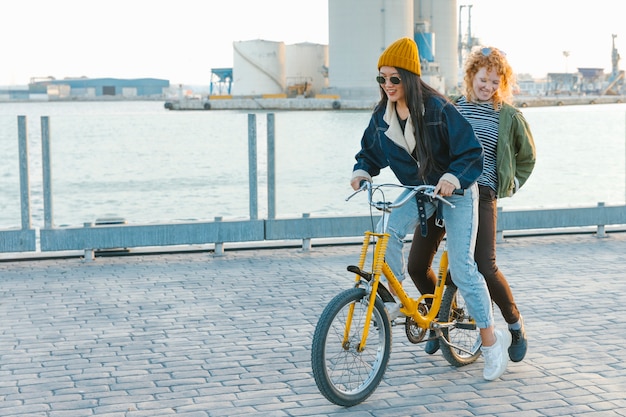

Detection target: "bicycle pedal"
[455, 322, 477, 330]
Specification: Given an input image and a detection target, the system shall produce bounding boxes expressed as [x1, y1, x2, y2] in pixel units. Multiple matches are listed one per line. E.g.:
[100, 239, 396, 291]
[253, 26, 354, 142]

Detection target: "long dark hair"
[375, 67, 446, 179]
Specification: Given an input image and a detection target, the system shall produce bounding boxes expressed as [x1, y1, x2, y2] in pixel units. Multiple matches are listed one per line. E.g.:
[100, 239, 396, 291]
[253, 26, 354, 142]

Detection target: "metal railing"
[2, 114, 625, 258]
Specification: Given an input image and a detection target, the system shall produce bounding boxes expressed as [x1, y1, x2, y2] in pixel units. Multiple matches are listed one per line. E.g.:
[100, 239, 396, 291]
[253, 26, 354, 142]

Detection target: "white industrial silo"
[285, 42, 328, 97]
[232, 40, 286, 96]
[328, 0, 414, 100]
[415, 0, 458, 93]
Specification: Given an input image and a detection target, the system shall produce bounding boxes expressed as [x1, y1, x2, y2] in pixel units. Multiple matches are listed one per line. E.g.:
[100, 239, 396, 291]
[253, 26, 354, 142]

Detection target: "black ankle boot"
[508, 317, 527, 362]
[424, 330, 440, 354]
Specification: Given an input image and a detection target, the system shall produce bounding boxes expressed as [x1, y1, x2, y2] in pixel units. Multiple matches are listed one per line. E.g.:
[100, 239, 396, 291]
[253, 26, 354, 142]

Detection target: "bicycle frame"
[350, 230, 450, 350]
[346, 182, 459, 351]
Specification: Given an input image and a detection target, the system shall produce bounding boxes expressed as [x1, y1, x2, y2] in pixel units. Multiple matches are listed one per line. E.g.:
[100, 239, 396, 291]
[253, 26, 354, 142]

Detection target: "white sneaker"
[384, 301, 404, 321]
[481, 328, 512, 381]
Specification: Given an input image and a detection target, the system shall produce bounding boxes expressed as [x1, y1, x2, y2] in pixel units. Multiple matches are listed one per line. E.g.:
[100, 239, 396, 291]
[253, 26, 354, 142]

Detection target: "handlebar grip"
[453, 189, 464, 195]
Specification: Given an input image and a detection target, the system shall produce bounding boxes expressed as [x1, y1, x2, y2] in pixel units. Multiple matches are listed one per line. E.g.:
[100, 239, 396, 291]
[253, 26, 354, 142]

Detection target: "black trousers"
[407, 185, 520, 324]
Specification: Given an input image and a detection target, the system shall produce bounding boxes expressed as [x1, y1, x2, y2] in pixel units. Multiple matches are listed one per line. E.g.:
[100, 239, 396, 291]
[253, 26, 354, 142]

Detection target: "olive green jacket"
[452, 96, 536, 198]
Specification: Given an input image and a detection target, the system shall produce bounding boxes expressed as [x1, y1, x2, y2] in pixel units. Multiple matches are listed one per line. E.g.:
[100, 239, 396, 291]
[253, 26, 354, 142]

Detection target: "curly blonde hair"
[463, 46, 516, 108]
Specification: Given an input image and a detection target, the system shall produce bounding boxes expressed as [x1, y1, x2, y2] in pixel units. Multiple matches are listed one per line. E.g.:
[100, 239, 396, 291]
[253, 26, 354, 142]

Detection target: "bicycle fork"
[344, 231, 387, 352]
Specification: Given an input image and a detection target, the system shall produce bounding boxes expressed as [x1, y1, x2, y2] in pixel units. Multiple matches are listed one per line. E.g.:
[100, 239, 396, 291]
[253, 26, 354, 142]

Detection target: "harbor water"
[1, 100, 625, 229]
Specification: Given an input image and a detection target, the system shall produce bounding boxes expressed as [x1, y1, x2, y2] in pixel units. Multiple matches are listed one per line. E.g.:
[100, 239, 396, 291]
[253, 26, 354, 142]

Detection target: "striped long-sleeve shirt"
[456, 96, 500, 192]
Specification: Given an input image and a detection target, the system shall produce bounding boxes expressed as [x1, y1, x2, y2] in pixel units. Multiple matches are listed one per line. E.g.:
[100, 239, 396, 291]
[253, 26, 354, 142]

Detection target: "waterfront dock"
[1, 231, 625, 416]
[164, 94, 626, 111]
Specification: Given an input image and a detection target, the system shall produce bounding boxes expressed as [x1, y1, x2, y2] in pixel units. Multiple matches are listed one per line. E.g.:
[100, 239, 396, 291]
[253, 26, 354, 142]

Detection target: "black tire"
[438, 280, 482, 367]
[311, 288, 392, 407]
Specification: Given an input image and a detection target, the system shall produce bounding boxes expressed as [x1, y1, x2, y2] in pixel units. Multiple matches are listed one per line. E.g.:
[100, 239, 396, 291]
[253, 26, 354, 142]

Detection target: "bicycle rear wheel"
[311, 287, 392, 407]
[438, 281, 482, 367]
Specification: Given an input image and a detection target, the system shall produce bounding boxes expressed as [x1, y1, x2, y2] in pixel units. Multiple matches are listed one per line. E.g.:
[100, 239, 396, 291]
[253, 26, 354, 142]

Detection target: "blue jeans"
[379, 183, 494, 329]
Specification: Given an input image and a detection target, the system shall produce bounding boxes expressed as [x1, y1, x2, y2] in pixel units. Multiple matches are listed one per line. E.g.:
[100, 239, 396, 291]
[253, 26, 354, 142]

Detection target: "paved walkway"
[1, 232, 626, 417]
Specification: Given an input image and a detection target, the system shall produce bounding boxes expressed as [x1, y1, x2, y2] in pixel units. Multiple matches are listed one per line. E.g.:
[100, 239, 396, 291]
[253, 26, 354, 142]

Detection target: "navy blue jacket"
[352, 95, 483, 189]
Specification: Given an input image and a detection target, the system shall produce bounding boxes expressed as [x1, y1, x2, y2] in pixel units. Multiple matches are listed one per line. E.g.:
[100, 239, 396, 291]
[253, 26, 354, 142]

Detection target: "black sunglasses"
[376, 75, 402, 85]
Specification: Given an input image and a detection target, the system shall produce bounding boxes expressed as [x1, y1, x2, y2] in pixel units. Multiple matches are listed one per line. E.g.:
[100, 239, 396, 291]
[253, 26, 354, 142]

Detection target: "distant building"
[0, 77, 170, 101]
[0, 85, 29, 101]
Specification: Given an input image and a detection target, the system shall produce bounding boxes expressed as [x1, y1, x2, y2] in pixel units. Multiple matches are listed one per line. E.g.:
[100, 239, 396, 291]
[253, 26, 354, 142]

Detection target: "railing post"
[17, 116, 32, 231]
[214, 216, 225, 256]
[41, 116, 54, 229]
[267, 113, 276, 219]
[596, 202, 607, 238]
[83, 222, 94, 261]
[496, 206, 505, 243]
[302, 213, 311, 251]
[248, 114, 258, 220]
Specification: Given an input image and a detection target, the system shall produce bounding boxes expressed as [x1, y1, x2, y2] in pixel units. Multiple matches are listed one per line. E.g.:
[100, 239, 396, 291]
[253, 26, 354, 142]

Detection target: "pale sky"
[2, 0, 625, 86]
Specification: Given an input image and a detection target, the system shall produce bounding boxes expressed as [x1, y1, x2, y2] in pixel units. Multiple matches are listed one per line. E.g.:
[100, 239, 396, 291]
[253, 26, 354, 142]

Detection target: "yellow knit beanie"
[378, 37, 421, 76]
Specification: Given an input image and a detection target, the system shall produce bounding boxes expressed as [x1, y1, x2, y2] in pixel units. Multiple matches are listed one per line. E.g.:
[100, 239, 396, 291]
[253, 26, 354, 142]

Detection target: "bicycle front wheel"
[438, 281, 482, 367]
[311, 287, 392, 407]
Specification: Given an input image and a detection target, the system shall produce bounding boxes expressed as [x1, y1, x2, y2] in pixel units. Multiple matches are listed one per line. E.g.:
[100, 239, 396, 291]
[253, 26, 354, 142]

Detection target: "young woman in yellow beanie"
[350, 37, 510, 381]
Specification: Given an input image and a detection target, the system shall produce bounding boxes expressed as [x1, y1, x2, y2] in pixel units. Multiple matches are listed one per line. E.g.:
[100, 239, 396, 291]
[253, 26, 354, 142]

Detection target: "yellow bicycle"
[311, 182, 481, 406]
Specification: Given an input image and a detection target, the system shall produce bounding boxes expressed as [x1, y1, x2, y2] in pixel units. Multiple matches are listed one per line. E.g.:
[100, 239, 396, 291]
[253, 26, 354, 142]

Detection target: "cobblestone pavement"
[1, 232, 626, 416]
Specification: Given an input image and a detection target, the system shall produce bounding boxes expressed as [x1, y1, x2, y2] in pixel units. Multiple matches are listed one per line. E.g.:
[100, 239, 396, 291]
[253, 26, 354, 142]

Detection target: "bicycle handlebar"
[346, 182, 458, 210]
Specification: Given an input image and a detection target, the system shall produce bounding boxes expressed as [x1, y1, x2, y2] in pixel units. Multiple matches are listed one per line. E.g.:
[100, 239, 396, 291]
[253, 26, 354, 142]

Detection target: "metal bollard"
[83, 222, 94, 261]
[302, 213, 311, 251]
[214, 216, 225, 256]
[596, 202, 607, 238]
[496, 207, 505, 243]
